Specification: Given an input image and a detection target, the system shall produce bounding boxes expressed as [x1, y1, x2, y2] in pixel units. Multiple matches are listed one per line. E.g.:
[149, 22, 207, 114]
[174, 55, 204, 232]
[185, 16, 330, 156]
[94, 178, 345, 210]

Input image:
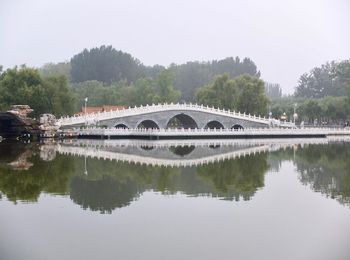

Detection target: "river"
[0, 138, 350, 260]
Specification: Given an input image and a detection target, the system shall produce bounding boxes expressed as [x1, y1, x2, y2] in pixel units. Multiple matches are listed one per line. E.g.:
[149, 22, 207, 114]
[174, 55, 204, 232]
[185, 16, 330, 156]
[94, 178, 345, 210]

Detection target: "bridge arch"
[140, 145, 155, 151]
[232, 124, 244, 130]
[137, 119, 160, 129]
[166, 113, 198, 129]
[115, 123, 129, 129]
[169, 145, 195, 157]
[205, 120, 224, 129]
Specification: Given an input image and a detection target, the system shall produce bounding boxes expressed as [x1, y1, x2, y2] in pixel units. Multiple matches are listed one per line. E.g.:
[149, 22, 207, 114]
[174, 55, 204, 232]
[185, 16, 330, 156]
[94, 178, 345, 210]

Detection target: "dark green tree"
[71, 80, 122, 110]
[171, 57, 260, 101]
[0, 66, 75, 117]
[153, 70, 180, 103]
[70, 45, 142, 84]
[197, 74, 268, 115]
[236, 74, 268, 115]
[295, 60, 350, 98]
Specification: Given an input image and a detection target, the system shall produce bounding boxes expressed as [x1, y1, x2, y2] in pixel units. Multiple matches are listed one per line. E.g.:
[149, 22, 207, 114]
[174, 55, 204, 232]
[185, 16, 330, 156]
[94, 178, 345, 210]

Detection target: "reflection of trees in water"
[68, 157, 183, 213]
[267, 147, 294, 172]
[197, 153, 269, 201]
[0, 143, 270, 211]
[295, 143, 350, 206]
[0, 143, 75, 203]
[70, 176, 142, 214]
[2, 141, 350, 212]
[268, 143, 350, 207]
[0, 141, 28, 163]
[68, 152, 270, 212]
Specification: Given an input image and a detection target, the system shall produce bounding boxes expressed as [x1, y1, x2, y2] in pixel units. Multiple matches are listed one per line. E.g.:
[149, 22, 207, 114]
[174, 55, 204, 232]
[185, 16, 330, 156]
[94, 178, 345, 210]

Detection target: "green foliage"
[265, 82, 282, 100]
[153, 70, 180, 103]
[236, 75, 268, 115]
[39, 45, 262, 105]
[295, 60, 350, 98]
[171, 57, 260, 101]
[69, 48, 260, 102]
[71, 80, 122, 110]
[45, 76, 76, 116]
[197, 74, 269, 115]
[2, 142, 350, 210]
[197, 153, 269, 201]
[0, 66, 75, 117]
[271, 96, 349, 124]
[72, 69, 180, 108]
[3, 46, 264, 115]
[70, 45, 142, 84]
[295, 143, 350, 205]
[0, 144, 75, 202]
[0, 142, 270, 209]
[39, 62, 71, 81]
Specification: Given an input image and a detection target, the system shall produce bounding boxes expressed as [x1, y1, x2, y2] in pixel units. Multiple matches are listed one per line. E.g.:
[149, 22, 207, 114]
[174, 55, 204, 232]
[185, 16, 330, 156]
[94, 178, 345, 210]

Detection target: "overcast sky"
[1, 0, 349, 94]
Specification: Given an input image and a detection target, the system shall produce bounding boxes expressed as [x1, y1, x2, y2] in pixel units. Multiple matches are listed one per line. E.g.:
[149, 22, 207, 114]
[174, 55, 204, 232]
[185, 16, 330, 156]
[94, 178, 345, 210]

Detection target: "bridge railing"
[58, 103, 280, 126]
[57, 143, 271, 167]
[67, 126, 350, 137]
[55, 135, 350, 167]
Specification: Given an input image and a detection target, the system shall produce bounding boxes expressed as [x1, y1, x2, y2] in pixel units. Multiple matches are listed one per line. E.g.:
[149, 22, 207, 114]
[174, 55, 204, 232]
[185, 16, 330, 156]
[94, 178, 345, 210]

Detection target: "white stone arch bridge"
[58, 103, 294, 129]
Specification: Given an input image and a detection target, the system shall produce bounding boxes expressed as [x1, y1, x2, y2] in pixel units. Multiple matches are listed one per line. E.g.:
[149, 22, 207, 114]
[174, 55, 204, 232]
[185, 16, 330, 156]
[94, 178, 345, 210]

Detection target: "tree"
[45, 76, 75, 116]
[0, 66, 44, 116]
[0, 66, 75, 117]
[265, 82, 282, 100]
[153, 70, 180, 103]
[71, 80, 122, 110]
[70, 45, 142, 84]
[295, 60, 350, 98]
[40, 62, 71, 81]
[71, 70, 181, 109]
[197, 74, 238, 110]
[236, 74, 268, 115]
[171, 57, 260, 101]
[335, 60, 350, 112]
[196, 74, 268, 115]
[270, 96, 349, 124]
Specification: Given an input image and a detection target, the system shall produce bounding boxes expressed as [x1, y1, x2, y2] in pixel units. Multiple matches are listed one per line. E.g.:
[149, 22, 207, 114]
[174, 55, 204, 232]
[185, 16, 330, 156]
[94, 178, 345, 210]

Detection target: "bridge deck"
[58, 103, 295, 128]
[61, 127, 350, 140]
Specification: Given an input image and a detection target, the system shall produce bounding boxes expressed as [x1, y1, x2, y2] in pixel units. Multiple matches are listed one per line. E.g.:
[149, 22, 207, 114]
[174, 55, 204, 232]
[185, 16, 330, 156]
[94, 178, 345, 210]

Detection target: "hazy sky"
[1, 0, 349, 94]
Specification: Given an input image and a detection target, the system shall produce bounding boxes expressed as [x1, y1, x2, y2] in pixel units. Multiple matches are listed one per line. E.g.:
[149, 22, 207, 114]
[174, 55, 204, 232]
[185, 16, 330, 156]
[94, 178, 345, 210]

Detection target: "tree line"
[271, 96, 349, 124]
[41, 46, 261, 101]
[2, 45, 348, 122]
[0, 45, 268, 117]
[271, 60, 350, 124]
[197, 74, 268, 115]
[71, 70, 180, 110]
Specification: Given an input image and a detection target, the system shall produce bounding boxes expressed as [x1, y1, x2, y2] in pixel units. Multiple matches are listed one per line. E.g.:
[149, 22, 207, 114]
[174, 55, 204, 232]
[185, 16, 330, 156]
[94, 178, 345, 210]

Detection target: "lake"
[0, 138, 350, 260]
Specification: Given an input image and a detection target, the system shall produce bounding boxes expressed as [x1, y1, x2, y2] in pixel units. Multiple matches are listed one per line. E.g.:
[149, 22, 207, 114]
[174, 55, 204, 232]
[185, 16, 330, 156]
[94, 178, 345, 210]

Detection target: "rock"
[7, 105, 33, 118]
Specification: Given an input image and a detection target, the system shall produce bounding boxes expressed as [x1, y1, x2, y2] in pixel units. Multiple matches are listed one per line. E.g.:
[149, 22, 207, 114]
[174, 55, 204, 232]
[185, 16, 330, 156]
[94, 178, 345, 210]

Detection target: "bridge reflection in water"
[0, 137, 350, 214]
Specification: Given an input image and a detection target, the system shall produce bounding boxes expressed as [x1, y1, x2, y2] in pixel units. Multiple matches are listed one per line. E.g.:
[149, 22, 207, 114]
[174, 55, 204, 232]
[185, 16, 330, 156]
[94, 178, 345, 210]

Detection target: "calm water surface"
[0, 138, 350, 260]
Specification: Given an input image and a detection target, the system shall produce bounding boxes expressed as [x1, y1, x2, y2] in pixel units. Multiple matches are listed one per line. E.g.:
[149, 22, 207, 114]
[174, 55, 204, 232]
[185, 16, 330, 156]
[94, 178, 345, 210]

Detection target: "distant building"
[76, 105, 126, 116]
